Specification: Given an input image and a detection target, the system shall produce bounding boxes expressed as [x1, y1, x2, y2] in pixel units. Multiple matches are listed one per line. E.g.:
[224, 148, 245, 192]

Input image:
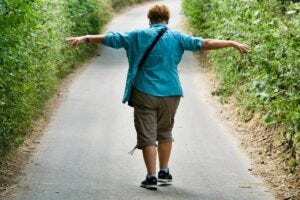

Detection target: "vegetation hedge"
[183, 0, 300, 171]
[110, 0, 147, 10]
[0, 0, 146, 160]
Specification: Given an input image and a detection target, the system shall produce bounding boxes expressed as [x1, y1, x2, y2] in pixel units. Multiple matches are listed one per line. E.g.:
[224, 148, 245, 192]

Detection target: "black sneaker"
[140, 176, 157, 190]
[158, 170, 173, 183]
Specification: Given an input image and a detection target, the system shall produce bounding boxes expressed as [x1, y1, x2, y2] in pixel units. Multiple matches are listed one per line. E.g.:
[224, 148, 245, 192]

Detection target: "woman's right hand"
[65, 36, 86, 47]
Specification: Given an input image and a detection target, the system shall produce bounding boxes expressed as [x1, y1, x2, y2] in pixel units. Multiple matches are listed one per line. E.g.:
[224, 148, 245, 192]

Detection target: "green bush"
[0, 0, 146, 160]
[183, 0, 300, 169]
[110, 0, 147, 10]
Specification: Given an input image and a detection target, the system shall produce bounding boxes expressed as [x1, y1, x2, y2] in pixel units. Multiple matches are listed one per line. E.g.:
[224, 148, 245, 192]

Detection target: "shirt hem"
[133, 86, 183, 98]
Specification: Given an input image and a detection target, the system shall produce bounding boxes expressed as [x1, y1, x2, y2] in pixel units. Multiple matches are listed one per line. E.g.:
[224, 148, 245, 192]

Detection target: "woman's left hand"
[232, 42, 251, 53]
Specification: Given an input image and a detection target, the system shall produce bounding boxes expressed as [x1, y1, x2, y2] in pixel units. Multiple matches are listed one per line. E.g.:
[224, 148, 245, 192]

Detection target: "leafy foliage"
[0, 0, 145, 159]
[110, 0, 147, 10]
[183, 0, 300, 169]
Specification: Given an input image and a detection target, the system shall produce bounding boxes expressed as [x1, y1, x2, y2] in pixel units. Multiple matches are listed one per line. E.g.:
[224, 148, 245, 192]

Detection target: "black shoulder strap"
[137, 27, 167, 71]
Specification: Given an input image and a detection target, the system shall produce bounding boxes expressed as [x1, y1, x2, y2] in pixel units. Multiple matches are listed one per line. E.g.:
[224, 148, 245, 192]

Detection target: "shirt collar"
[150, 23, 168, 28]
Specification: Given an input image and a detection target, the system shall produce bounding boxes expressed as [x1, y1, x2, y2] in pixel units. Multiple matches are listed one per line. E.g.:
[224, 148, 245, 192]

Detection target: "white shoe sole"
[158, 178, 172, 183]
[140, 184, 158, 190]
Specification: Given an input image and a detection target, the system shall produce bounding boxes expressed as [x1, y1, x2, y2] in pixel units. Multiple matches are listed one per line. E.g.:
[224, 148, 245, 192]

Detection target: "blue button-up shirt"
[103, 23, 203, 104]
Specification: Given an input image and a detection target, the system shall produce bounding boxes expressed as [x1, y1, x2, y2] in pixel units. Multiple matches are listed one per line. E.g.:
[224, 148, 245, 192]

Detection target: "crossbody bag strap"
[137, 27, 167, 71]
[127, 27, 167, 107]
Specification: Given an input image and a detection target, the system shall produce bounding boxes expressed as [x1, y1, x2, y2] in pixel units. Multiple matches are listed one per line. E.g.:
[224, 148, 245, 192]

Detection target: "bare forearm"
[85, 34, 105, 44]
[202, 39, 251, 53]
[202, 39, 234, 50]
[66, 34, 106, 46]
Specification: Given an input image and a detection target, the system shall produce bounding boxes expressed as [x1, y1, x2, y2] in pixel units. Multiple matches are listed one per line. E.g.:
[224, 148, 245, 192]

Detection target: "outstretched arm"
[202, 39, 251, 53]
[66, 34, 106, 47]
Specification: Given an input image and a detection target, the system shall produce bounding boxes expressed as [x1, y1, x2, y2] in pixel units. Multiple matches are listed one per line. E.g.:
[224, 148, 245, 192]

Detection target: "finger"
[65, 37, 76, 41]
[71, 40, 76, 46]
[239, 46, 246, 53]
[243, 44, 251, 51]
[244, 45, 251, 51]
[72, 39, 78, 47]
[244, 46, 251, 52]
[240, 45, 251, 53]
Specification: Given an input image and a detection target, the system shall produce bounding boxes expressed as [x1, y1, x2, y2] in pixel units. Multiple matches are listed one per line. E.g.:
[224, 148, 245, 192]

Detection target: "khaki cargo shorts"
[131, 87, 180, 149]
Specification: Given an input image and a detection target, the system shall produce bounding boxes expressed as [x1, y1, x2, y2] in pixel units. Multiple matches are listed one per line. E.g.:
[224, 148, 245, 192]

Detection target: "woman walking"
[67, 4, 251, 190]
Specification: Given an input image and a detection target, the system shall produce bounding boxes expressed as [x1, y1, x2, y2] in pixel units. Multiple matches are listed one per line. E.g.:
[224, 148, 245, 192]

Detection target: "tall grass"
[183, 0, 300, 171]
[0, 0, 147, 160]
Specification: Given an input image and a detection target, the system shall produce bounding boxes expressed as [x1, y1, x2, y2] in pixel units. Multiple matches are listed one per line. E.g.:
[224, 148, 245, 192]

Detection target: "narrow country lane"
[4, 1, 274, 199]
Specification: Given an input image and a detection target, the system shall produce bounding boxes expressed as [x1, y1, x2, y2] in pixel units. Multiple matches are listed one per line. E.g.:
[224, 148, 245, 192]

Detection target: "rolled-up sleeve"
[180, 34, 203, 51]
[103, 32, 130, 49]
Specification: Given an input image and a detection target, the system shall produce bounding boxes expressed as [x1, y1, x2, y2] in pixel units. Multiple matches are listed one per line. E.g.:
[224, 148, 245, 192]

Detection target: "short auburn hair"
[147, 4, 170, 23]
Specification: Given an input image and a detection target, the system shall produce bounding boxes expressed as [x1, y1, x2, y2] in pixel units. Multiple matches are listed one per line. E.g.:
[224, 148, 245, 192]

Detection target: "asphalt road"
[5, 0, 274, 199]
